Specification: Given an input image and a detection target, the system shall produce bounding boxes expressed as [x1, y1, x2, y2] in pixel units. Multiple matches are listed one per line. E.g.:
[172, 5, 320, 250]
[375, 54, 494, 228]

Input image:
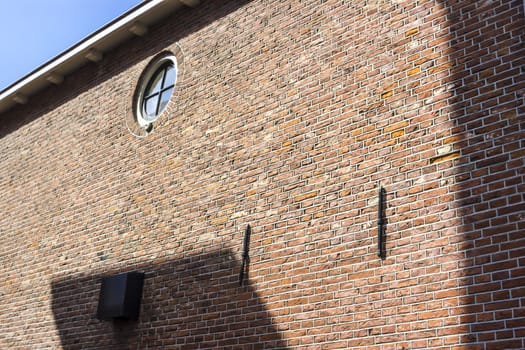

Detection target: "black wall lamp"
[377, 186, 386, 259]
[96, 271, 145, 321]
[239, 224, 251, 286]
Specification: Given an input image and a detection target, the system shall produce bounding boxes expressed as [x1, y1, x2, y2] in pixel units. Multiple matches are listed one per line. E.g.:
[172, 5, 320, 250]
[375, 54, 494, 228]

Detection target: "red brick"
[0, 0, 524, 349]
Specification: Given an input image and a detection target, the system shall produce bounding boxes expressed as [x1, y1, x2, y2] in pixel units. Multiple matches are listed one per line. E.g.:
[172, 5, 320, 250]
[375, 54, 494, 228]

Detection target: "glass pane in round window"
[159, 89, 174, 114]
[144, 96, 158, 118]
[164, 66, 176, 88]
[140, 61, 176, 122]
[145, 73, 163, 96]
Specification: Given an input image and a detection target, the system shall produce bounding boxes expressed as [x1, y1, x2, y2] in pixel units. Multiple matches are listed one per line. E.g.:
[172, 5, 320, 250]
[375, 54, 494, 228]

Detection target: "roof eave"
[0, 0, 199, 114]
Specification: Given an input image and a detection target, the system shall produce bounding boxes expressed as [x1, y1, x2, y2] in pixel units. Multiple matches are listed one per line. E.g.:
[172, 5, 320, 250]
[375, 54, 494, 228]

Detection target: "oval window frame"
[135, 55, 178, 128]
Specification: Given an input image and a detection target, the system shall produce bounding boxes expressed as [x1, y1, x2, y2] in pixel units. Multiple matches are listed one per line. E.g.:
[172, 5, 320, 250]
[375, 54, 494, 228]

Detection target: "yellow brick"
[429, 151, 460, 165]
[133, 195, 146, 203]
[301, 214, 311, 222]
[282, 118, 300, 129]
[444, 135, 462, 144]
[262, 238, 273, 246]
[206, 183, 220, 191]
[384, 120, 408, 133]
[381, 90, 393, 99]
[287, 89, 298, 97]
[211, 216, 228, 225]
[351, 127, 363, 137]
[407, 67, 421, 76]
[340, 189, 351, 197]
[392, 129, 405, 138]
[106, 206, 118, 214]
[405, 28, 419, 37]
[294, 191, 318, 202]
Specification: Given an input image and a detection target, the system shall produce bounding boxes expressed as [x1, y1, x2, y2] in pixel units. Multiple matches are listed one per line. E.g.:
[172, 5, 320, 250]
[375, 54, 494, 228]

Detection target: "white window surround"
[135, 55, 178, 128]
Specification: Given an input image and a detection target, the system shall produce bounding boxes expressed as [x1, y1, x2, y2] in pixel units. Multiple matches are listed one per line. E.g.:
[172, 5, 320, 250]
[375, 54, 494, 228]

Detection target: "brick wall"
[0, 0, 524, 349]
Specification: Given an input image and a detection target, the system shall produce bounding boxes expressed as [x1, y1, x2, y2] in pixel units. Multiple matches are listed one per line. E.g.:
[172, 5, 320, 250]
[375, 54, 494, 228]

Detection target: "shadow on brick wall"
[444, 0, 525, 348]
[51, 249, 288, 349]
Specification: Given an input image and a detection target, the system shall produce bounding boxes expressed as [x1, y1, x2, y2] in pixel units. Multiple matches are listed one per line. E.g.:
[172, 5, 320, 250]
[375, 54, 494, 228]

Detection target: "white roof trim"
[0, 0, 195, 114]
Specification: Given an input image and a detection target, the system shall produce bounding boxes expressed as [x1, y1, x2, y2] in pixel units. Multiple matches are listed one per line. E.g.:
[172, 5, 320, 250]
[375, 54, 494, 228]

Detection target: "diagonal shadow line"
[442, 0, 525, 348]
[51, 248, 289, 349]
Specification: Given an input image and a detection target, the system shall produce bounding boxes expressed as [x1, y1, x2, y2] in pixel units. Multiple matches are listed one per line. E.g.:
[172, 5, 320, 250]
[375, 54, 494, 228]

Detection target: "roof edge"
[0, 0, 197, 114]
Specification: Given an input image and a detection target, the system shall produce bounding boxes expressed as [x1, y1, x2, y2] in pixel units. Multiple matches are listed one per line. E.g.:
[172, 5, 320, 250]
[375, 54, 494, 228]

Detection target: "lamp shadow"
[51, 249, 287, 349]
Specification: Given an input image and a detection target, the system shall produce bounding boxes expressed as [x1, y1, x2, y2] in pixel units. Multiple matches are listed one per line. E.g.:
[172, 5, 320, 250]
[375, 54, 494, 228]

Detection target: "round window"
[136, 56, 177, 128]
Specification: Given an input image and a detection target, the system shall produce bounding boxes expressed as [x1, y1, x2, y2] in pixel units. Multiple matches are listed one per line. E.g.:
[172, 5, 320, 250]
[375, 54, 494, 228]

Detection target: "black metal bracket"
[239, 224, 251, 286]
[377, 187, 386, 259]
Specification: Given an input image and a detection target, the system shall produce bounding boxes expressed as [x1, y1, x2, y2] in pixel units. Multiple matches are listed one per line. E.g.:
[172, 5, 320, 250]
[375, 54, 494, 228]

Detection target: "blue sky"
[0, 0, 142, 91]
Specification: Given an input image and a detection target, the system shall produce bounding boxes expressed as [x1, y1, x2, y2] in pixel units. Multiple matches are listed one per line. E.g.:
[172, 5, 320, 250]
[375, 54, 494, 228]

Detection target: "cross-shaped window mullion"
[139, 60, 177, 122]
[154, 67, 168, 116]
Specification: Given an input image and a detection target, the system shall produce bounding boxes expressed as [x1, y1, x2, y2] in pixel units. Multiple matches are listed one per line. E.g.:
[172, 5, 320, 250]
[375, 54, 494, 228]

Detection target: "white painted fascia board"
[0, 0, 186, 112]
